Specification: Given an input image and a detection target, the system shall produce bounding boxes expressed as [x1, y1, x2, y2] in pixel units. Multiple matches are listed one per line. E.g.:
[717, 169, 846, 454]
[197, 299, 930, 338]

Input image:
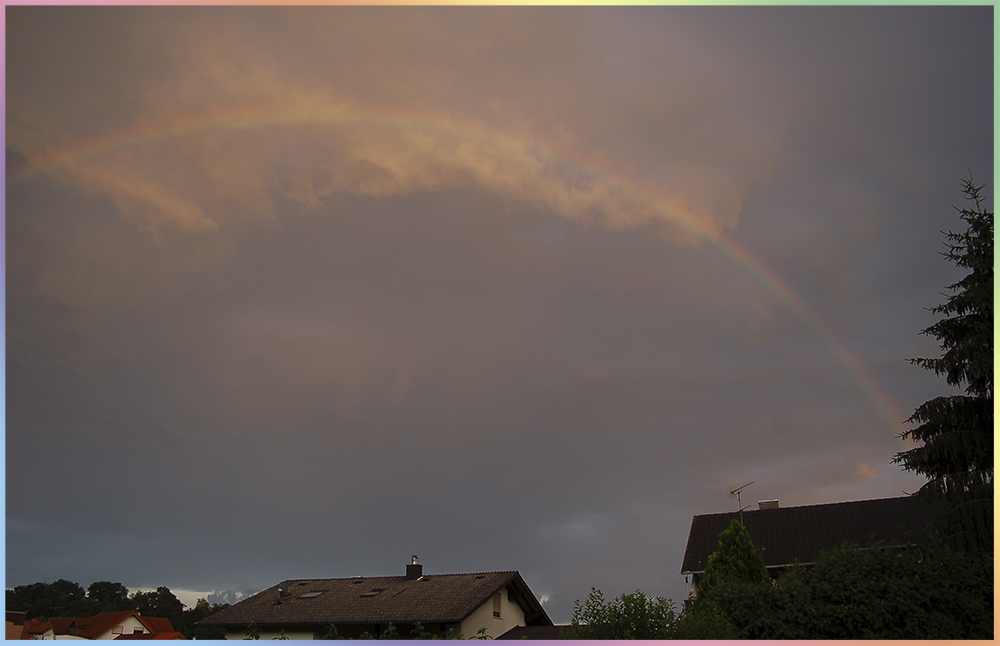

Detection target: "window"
[493, 593, 501, 618]
[300, 591, 326, 599]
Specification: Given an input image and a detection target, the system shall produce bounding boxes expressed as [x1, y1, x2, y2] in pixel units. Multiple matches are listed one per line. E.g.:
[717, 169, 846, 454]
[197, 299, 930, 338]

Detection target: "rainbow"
[6, 105, 906, 434]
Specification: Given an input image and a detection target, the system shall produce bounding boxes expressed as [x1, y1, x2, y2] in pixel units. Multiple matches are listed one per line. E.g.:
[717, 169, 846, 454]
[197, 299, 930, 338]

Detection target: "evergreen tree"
[689, 519, 778, 638]
[894, 175, 993, 552]
[696, 519, 769, 598]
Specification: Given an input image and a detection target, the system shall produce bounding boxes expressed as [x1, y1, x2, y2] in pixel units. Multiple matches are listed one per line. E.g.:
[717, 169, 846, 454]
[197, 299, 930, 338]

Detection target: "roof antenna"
[729, 481, 754, 525]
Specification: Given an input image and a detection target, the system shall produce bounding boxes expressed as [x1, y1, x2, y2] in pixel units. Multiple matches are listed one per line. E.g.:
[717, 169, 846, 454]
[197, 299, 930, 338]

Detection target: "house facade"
[680, 495, 947, 599]
[196, 559, 552, 640]
[11, 611, 181, 640]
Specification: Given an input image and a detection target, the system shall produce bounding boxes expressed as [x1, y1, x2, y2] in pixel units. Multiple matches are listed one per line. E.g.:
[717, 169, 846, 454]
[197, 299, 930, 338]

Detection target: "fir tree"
[697, 519, 769, 596]
[894, 175, 993, 552]
[690, 519, 775, 639]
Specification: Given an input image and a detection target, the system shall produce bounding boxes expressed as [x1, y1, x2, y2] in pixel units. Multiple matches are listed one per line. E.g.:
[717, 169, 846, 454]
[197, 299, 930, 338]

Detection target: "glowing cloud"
[7, 104, 905, 436]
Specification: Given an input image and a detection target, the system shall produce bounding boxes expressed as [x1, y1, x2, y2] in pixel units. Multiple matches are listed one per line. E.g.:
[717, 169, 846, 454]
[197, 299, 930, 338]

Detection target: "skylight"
[300, 591, 326, 599]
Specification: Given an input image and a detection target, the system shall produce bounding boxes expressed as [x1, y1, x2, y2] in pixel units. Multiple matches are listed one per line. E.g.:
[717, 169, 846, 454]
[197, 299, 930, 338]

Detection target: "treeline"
[568, 522, 993, 640]
[5, 580, 230, 640]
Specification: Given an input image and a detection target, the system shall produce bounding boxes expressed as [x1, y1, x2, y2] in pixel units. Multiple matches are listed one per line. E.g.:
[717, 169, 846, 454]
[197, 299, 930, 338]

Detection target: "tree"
[695, 519, 769, 599]
[131, 586, 184, 629]
[894, 175, 994, 552]
[775, 541, 992, 639]
[567, 587, 679, 639]
[243, 619, 262, 640]
[686, 519, 780, 639]
[86, 581, 133, 613]
[6, 579, 86, 620]
[677, 537, 992, 639]
[178, 597, 229, 640]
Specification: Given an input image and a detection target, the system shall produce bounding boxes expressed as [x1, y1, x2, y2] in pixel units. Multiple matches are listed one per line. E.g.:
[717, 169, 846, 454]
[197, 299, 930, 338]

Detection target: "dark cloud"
[6, 6, 991, 622]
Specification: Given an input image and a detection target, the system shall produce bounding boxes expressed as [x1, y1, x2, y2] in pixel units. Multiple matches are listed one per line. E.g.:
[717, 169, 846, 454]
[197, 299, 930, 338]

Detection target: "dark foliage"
[684, 520, 783, 639]
[131, 585, 184, 629]
[776, 541, 993, 639]
[567, 587, 680, 639]
[679, 539, 993, 639]
[894, 175, 993, 552]
[5, 579, 229, 639]
[6, 579, 86, 620]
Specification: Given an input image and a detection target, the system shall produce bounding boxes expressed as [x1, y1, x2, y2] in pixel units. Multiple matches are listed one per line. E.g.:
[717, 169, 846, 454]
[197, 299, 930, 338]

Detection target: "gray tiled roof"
[496, 624, 571, 639]
[197, 570, 551, 628]
[680, 496, 947, 574]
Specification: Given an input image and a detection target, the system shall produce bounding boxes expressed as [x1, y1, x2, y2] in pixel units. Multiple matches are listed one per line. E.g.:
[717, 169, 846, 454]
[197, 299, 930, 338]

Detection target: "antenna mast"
[728, 481, 754, 525]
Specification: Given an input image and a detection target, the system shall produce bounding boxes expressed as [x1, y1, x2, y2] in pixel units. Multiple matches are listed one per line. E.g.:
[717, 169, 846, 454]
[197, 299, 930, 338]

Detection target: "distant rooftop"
[681, 495, 947, 574]
[197, 570, 551, 628]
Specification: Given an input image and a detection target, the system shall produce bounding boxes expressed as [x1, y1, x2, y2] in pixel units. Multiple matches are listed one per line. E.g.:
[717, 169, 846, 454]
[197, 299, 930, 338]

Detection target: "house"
[19, 618, 54, 640]
[7, 612, 28, 640]
[12, 611, 182, 640]
[680, 495, 947, 599]
[195, 558, 552, 640]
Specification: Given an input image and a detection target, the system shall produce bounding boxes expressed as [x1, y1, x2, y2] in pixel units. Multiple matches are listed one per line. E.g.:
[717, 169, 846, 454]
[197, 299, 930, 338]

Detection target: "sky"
[5, 5, 993, 624]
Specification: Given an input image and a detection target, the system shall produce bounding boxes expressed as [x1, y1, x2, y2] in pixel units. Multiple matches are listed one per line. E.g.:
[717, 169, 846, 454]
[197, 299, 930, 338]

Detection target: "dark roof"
[197, 570, 551, 629]
[496, 624, 571, 640]
[681, 496, 947, 574]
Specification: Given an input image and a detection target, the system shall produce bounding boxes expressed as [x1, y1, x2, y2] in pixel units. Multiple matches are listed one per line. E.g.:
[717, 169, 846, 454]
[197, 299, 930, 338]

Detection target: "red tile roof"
[138, 616, 176, 633]
[42, 611, 177, 640]
[74, 610, 143, 639]
[21, 618, 52, 639]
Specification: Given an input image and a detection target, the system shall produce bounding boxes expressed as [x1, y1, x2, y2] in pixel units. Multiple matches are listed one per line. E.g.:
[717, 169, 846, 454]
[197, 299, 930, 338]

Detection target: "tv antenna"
[729, 481, 754, 525]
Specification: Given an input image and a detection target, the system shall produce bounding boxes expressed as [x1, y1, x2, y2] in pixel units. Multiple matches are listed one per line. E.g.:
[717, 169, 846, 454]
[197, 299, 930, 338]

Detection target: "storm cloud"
[5, 6, 992, 621]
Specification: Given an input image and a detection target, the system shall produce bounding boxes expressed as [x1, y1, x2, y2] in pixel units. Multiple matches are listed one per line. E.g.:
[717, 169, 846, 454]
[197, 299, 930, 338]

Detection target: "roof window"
[300, 591, 326, 599]
[360, 588, 387, 597]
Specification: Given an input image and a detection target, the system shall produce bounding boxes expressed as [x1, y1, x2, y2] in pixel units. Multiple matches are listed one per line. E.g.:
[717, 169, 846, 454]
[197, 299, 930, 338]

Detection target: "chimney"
[406, 555, 422, 580]
[278, 581, 289, 598]
[758, 500, 779, 510]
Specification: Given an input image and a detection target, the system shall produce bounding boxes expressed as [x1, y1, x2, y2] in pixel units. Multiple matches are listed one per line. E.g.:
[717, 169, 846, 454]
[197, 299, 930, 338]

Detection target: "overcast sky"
[5, 6, 993, 623]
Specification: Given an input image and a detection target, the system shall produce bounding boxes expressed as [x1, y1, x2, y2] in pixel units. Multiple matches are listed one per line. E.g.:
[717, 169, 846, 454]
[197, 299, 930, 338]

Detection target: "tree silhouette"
[894, 174, 993, 552]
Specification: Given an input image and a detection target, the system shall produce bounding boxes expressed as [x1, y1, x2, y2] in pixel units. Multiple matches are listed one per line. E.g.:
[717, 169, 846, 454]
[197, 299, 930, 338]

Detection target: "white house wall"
[223, 627, 314, 640]
[459, 587, 525, 639]
[94, 615, 148, 639]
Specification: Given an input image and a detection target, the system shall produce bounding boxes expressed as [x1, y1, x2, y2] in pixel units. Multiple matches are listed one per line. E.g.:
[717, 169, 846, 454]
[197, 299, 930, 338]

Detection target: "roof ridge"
[693, 495, 923, 517]
[281, 570, 518, 583]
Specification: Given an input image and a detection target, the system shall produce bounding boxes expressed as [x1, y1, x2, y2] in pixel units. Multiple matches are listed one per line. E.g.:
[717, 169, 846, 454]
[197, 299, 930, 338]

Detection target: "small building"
[19, 618, 54, 640]
[6, 612, 28, 641]
[680, 495, 947, 599]
[12, 611, 182, 640]
[196, 558, 552, 640]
